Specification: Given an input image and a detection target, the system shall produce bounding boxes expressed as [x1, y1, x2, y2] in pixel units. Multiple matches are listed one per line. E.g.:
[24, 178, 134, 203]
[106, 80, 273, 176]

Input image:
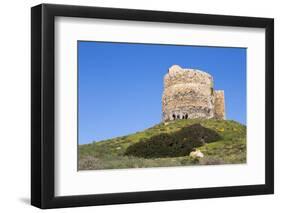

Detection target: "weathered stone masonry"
[162, 65, 225, 121]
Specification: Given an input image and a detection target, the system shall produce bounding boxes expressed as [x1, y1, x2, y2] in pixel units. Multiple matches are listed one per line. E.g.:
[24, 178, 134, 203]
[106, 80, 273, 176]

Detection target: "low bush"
[125, 124, 222, 158]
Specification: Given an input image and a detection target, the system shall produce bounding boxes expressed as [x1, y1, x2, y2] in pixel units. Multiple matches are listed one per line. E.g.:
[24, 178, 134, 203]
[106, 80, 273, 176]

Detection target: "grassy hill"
[79, 119, 246, 170]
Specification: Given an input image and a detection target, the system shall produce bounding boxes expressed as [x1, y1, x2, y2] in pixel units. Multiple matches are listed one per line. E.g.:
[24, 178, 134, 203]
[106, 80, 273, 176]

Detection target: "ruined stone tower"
[162, 65, 225, 122]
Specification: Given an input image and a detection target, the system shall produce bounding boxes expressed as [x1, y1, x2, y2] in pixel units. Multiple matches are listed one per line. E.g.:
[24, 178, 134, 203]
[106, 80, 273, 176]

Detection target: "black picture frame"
[31, 3, 274, 209]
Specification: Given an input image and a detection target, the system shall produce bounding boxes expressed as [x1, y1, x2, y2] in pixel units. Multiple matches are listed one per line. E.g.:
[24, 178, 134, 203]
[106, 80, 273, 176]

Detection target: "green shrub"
[125, 124, 222, 158]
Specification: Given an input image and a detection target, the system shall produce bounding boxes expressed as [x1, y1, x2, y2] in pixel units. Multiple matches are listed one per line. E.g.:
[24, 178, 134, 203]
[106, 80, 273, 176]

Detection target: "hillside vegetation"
[79, 119, 246, 170]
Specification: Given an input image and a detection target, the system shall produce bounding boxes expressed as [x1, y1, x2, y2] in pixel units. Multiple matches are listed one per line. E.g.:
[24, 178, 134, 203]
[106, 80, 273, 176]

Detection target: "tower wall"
[214, 90, 226, 120]
[162, 65, 215, 121]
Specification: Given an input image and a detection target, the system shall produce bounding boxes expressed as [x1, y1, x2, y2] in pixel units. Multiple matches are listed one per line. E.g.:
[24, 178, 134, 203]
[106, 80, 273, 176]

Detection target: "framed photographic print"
[31, 3, 274, 209]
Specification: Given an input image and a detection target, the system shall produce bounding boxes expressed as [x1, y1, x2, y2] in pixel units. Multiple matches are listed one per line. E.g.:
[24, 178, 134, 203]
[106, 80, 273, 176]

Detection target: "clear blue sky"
[78, 41, 246, 144]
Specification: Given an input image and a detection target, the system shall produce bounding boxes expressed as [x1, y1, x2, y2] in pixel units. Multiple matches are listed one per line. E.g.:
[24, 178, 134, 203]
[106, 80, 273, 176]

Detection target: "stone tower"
[162, 65, 225, 122]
